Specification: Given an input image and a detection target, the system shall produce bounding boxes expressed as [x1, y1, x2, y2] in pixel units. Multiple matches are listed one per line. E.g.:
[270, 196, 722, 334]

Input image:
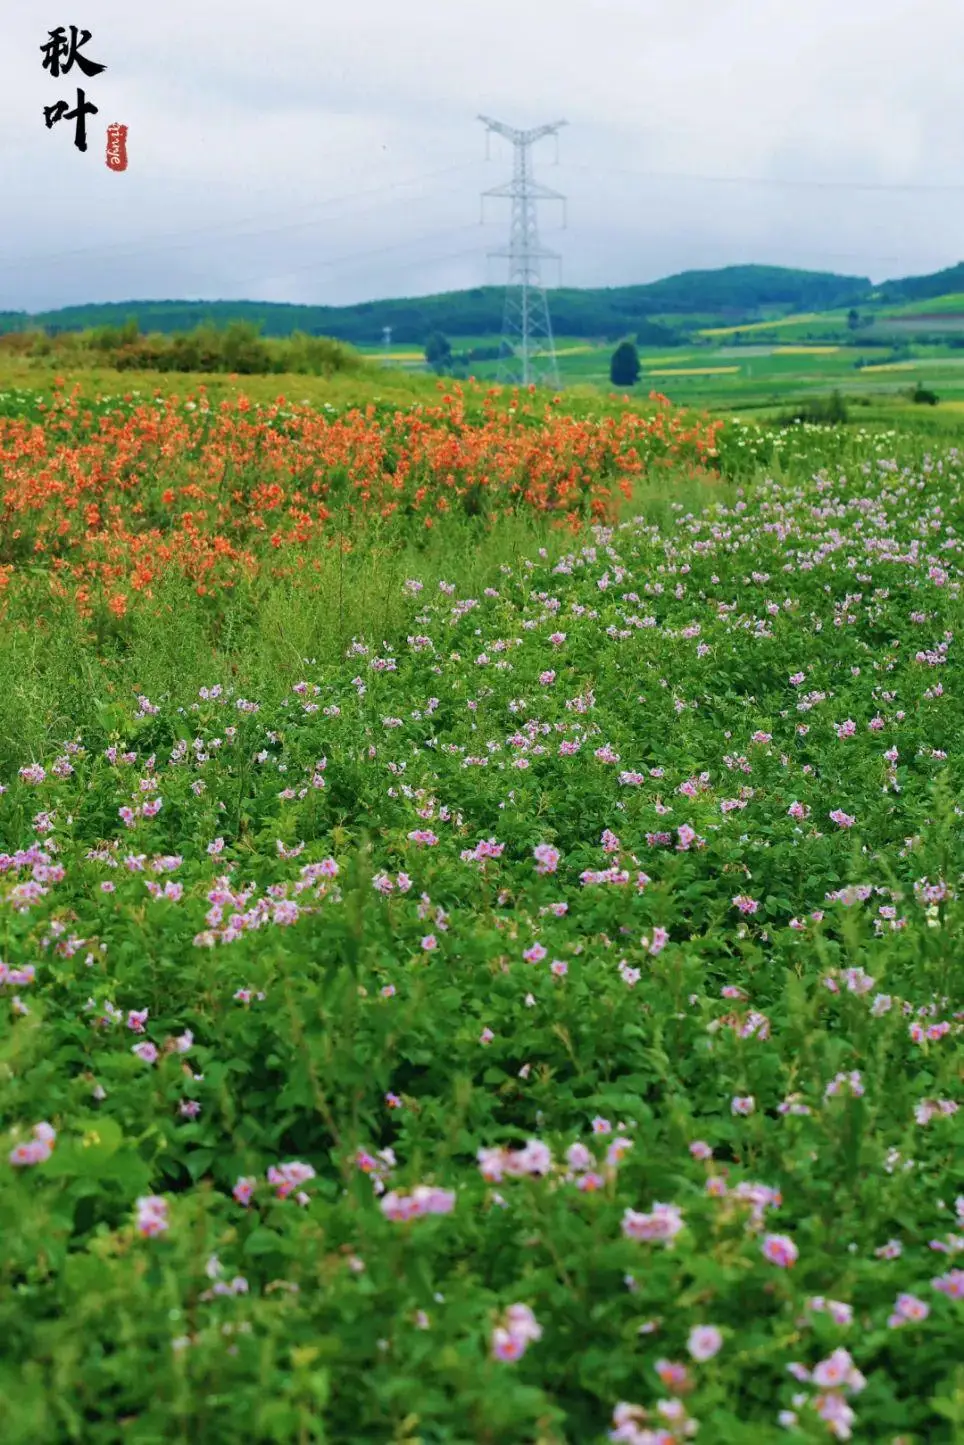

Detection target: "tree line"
[0, 319, 361, 376]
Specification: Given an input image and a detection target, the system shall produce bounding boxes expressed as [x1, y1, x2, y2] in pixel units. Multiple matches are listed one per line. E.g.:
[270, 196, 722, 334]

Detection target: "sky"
[4, 0, 964, 316]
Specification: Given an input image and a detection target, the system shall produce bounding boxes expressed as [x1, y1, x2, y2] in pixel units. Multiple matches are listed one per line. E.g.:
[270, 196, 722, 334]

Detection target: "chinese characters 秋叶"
[41, 25, 107, 154]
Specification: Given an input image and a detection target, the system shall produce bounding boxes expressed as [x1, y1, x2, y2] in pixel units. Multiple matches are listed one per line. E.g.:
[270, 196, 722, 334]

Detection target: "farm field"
[359, 326, 964, 415]
[0, 367, 962, 1444]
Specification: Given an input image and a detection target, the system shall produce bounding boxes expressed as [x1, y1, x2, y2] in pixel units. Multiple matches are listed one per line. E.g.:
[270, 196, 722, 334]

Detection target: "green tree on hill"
[424, 332, 452, 374]
[610, 339, 641, 387]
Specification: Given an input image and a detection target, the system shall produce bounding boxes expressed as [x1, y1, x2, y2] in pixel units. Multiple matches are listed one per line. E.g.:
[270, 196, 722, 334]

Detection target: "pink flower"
[875, 1239, 902, 1260]
[731, 1095, 755, 1116]
[622, 1202, 685, 1244]
[505, 1303, 541, 1343]
[888, 1292, 929, 1327]
[135, 1195, 169, 1237]
[233, 1176, 257, 1206]
[811, 1348, 864, 1392]
[687, 1325, 723, 1362]
[566, 1142, 593, 1172]
[533, 843, 560, 875]
[689, 1140, 713, 1160]
[654, 1358, 690, 1392]
[491, 1327, 526, 1362]
[478, 1147, 507, 1182]
[825, 1070, 864, 1100]
[510, 1140, 552, 1176]
[732, 894, 759, 915]
[479, 1027, 494, 1046]
[491, 1302, 541, 1362]
[932, 1269, 964, 1298]
[762, 1233, 798, 1268]
[8, 1120, 56, 1166]
[381, 1185, 456, 1221]
[829, 809, 856, 829]
[268, 1161, 316, 1200]
[132, 1042, 159, 1064]
[606, 1136, 634, 1167]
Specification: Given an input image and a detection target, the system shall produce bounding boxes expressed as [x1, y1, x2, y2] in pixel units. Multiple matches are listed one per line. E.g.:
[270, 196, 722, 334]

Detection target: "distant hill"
[876, 262, 964, 304]
[6, 260, 964, 348]
[0, 265, 872, 347]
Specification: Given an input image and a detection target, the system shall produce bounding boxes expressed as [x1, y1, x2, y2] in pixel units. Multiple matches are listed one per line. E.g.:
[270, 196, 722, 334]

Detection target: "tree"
[610, 339, 640, 387]
[221, 319, 271, 374]
[847, 308, 861, 331]
[424, 331, 452, 374]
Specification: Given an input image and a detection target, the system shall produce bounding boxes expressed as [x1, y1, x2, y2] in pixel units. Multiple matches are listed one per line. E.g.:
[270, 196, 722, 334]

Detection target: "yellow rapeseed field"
[860, 361, 918, 373]
[699, 314, 825, 339]
[645, 366, 741, 376]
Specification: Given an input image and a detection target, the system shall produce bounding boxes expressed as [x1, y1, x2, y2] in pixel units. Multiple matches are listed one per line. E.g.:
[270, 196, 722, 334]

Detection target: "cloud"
[3, 0, 964, 313]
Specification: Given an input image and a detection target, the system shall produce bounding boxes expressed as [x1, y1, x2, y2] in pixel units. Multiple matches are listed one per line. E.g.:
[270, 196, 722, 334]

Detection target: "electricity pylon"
[479, 115, 566, 389]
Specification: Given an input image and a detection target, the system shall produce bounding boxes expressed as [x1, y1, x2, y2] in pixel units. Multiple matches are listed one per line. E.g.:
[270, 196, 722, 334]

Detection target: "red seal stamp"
[106, 122, 128, 171]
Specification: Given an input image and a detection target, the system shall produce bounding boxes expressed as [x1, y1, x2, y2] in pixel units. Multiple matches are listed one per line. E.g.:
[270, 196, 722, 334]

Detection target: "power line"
[128, 226, 487, 295]
[479, 115, 566, 388]
[561, 160, 964, 195]
[0, 161, 480, 273]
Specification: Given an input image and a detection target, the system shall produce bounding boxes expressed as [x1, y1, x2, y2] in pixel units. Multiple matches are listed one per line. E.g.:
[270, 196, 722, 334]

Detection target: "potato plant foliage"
[1, 398, 962, 1444]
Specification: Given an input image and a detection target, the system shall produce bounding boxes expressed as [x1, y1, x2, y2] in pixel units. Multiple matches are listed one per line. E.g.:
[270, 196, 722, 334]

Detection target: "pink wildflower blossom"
[135, 1195, 169, 1237]
[762, 1233, 799, 1268]
[8, 1120, 56, 1166]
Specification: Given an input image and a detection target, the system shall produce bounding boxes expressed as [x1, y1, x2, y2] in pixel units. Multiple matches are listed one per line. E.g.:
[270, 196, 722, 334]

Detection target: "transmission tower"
[479, 115, 567, 389]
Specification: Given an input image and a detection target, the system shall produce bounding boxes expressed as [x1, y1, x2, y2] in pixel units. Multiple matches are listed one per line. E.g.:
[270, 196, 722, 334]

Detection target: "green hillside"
[876, 260, 964, 304]
[7, 259, 964, 362]
[0, 265, 870, 347]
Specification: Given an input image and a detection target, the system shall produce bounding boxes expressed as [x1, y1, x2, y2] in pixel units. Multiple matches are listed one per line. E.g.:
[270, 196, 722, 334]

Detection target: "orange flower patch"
[0, 382, 722, 617]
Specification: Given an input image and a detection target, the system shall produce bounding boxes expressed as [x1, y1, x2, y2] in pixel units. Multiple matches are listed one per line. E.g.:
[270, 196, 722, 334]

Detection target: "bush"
[778, 389, 849, 426]
[610, 339, 641, 387]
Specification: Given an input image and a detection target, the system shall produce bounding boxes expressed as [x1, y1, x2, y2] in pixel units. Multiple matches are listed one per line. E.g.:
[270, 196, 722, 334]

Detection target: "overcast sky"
[3, 0, 964, 315]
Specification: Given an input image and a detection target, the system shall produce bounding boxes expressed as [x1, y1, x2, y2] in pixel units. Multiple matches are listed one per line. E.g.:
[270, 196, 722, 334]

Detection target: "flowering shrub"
[0, 420, 963, 1442]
